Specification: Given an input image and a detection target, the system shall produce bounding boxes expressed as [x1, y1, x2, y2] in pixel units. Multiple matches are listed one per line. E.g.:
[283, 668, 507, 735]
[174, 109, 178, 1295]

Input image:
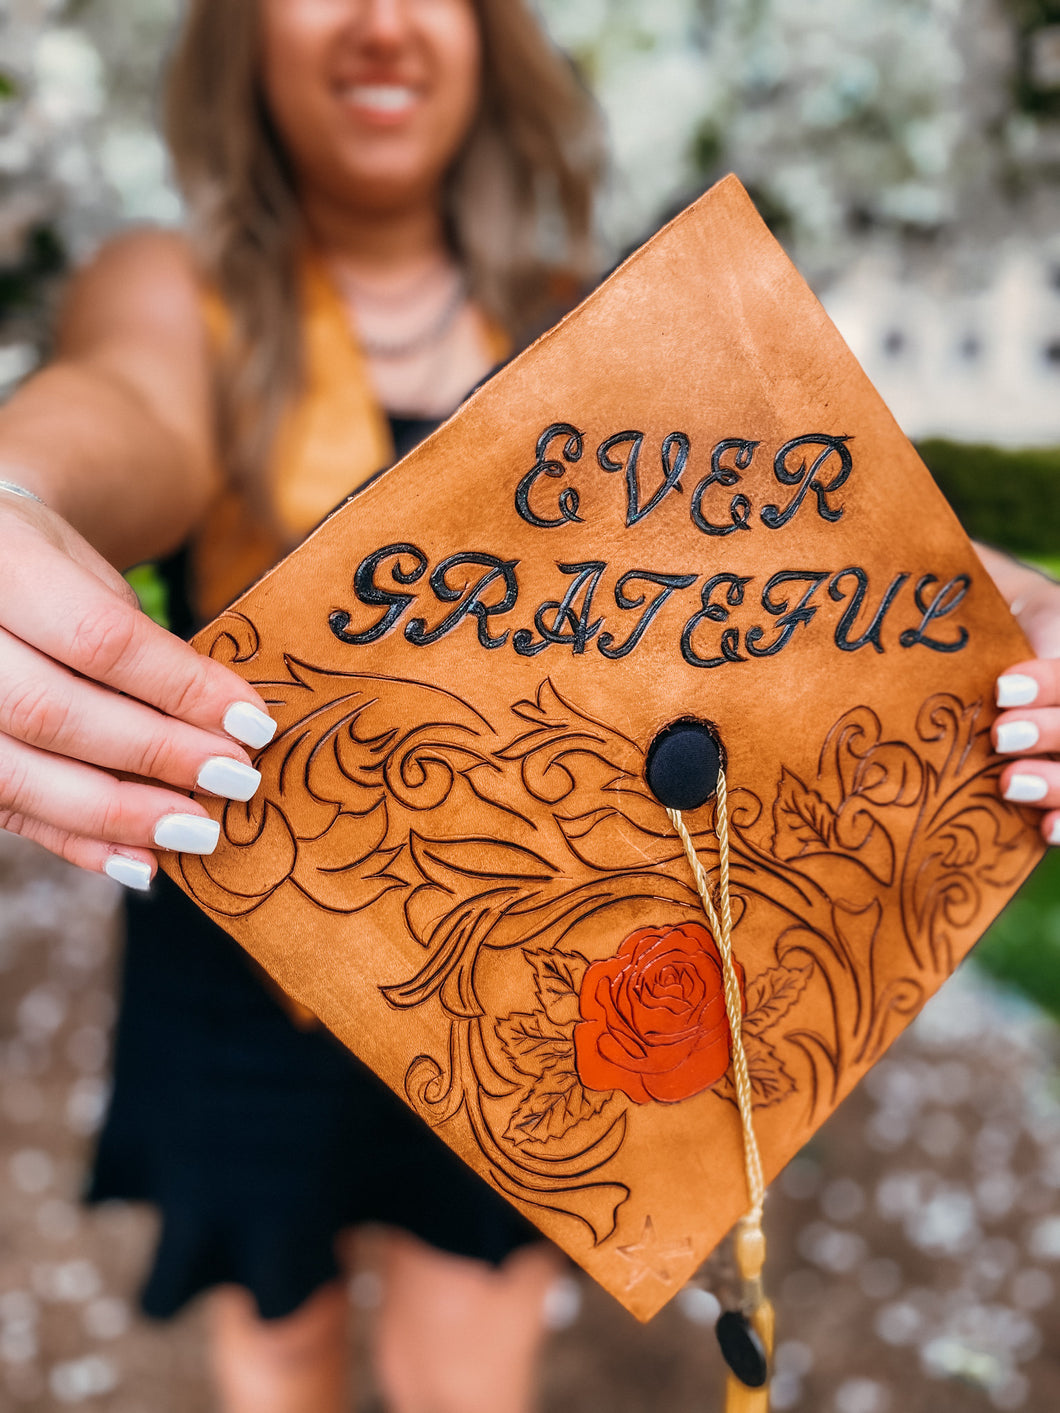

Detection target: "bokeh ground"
[2, 834, 1059, 1413]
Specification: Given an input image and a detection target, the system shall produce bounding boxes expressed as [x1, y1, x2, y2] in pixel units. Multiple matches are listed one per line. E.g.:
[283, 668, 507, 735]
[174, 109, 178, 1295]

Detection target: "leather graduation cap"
[162, 176, 1044, 1322]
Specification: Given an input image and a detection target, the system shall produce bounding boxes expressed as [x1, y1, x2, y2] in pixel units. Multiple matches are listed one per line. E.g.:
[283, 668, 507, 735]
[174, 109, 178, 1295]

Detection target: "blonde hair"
[164, 0, 605, 500]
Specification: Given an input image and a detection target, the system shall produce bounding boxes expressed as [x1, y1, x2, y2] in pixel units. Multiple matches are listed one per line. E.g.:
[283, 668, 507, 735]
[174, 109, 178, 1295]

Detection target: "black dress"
[87, 414, 541, 1320]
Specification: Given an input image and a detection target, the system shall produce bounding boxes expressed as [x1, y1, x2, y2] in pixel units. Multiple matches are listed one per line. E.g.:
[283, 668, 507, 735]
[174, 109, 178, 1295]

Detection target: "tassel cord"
[667, 775, 764, 1225]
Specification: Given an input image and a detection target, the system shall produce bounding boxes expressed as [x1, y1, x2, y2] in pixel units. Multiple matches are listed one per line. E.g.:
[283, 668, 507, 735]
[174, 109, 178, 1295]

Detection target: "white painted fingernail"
[1049, 819, 1060, 846]
[104, 855, 152, 891]
[196, 756, 261, 802]
[223, 702, 277, 749]
[1003, 774, 1049, 804]
[153, 813, 221, 854]
[995, 721, 1041, 754]
[996, 673, 1039, 708]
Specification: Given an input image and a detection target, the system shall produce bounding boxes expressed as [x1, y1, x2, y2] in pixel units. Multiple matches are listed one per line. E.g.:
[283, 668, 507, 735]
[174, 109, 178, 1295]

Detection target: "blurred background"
[0, 0, 1059, 1409]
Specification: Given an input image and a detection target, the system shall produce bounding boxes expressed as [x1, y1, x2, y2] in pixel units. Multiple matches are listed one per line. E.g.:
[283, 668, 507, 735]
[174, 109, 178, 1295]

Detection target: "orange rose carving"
[574, 922, 745, 1104]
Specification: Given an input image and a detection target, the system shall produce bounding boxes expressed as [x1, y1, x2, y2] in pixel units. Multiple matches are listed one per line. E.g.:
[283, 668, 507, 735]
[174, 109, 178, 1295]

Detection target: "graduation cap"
[162, 178, 1044, 1342]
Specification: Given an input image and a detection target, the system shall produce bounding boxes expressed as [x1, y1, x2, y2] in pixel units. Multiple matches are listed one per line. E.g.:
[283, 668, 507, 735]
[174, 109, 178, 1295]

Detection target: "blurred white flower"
[540, 0, 610, 52]
[0, 132, 35, 177]
[878, 181, 954, 226]
[32, 29, 104, 125]
[597, 45, 709, 244]
[99, 128, 181, 222]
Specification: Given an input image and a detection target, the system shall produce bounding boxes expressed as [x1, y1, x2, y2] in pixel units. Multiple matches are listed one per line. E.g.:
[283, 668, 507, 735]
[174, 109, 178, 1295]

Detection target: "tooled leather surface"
[161, 176, 1044, 1320]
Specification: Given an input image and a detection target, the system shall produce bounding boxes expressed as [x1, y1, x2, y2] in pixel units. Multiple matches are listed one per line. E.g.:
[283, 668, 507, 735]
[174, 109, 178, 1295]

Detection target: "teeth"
[343, 84, 416, 112]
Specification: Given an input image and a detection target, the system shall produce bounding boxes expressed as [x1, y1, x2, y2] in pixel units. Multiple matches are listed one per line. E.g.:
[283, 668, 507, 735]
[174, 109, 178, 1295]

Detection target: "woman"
[0, 3, 602, 1411]
[0, 2, 1057, 1411]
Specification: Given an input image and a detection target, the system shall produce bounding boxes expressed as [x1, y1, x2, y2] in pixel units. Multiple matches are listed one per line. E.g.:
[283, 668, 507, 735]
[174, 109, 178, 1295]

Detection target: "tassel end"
[723, 1300, 775, 1412]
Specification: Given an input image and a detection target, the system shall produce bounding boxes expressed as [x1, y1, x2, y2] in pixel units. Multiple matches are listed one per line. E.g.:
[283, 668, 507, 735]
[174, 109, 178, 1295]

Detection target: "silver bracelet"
[0, 479, 45, 506]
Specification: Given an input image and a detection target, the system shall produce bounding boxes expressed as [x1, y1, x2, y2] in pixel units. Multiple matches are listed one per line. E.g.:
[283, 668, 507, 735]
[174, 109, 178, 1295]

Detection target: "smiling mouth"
[338, 84, 419, 117]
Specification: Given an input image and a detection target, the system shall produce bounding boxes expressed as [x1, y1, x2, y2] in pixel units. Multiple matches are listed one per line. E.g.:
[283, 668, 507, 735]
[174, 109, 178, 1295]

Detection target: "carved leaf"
[554, 807, 617, 841]
[851, 742, 922, 808]
[744, 1034, 797, 1106]
[771, 767, 836, 860]
[496, 680, 645, 803]
[715, 1034, 797, 1109]
[743, 964, 814, 1035]
[508, 678, 600, 736]
[939, 820, 982, 869]
[524, 947, 590, 1027]
[832, 800, 897, 885]
[504, 1060, 611, 1145]
[408, 834, 556, 886]
[497, 1011, 576, 1078]
[556, 807, 686, 872]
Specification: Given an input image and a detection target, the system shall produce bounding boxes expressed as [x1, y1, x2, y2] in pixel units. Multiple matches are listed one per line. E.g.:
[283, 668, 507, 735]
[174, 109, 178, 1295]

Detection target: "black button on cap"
[645, 720, 722, 811]
[715, 1310, 769, 1388]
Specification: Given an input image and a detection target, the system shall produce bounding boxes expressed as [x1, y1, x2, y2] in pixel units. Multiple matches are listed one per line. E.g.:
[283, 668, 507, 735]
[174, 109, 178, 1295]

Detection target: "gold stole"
[192, 257, 395, 623]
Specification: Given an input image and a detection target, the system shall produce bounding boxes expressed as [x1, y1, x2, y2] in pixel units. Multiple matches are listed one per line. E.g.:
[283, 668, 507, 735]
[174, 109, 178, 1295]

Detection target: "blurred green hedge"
[974, 855, 1060, 1024]
[124, 562, 169, 627]
[919, 437, 1060, 576]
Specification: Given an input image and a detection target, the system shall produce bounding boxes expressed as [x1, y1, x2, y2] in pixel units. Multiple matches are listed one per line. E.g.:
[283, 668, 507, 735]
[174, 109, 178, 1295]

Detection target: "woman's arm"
[0, 230, 217, 562]
[0, 232, 274, 887]
[975, 542, 1060, 848]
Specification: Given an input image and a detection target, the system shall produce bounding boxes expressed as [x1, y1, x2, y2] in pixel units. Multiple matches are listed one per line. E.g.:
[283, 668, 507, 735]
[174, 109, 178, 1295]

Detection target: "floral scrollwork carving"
[180, 634, 1039, 1239]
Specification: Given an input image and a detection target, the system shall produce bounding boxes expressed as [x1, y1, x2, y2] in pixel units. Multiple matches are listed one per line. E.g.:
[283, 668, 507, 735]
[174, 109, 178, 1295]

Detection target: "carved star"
[616, 1215, 694, 1292]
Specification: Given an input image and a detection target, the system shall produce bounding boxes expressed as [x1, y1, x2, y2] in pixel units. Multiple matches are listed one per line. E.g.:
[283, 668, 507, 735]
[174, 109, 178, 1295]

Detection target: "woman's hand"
[0, 493, 275, 888]
[978, 545, 1060, 848]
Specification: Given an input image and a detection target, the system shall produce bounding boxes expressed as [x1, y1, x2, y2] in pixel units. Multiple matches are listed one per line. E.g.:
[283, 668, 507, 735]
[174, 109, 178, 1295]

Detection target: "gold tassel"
[724, 1222, 773, 1411]
[670, 781, 774, 1413]
[723, 1300, 774, 1413]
